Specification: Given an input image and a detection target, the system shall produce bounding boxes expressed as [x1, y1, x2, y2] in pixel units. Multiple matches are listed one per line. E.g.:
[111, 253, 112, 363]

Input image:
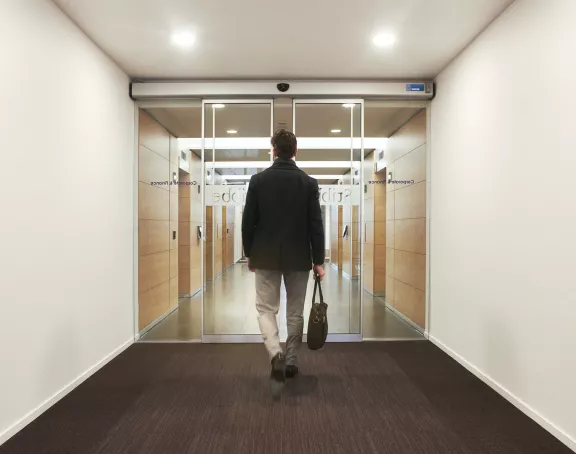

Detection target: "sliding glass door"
[199, 98, 364, 342]
[293, 100, 363, 339]
[201, 100, 274, 341]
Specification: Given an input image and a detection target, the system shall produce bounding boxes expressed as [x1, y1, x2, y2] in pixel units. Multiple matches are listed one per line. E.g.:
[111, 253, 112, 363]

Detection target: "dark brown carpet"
[0, 342, 571, 454]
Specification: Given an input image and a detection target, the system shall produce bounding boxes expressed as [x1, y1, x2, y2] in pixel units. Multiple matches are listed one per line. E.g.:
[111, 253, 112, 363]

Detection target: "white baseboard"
[429, 335, 576, 453]
[0, 338, 134, 447]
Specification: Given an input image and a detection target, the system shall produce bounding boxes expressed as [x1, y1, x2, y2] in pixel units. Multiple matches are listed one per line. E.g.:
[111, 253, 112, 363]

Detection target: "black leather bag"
[307, 273, 328, 350]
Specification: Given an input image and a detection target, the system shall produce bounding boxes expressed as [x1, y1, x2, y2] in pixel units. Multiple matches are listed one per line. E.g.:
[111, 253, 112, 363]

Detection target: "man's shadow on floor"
[247, 374, 320, 398]
[283, 374, 319, 397]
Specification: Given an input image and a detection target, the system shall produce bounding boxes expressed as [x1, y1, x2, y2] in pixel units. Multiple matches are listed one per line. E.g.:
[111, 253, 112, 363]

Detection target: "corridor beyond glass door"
[293, 100, 363, 339]
[201, 99, 363, 342]
[202, 101, 274, 340]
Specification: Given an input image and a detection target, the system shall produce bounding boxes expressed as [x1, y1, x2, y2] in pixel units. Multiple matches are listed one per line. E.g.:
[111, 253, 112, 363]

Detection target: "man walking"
[242, 129, 325, 394]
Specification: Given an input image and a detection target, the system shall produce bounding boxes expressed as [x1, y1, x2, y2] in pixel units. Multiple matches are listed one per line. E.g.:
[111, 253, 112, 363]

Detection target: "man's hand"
[247, 257, 255, 272]
[313, 264, 325, 281]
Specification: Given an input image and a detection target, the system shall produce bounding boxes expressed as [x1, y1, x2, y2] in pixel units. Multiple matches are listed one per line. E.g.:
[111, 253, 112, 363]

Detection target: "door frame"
[132, 95, 431, 344]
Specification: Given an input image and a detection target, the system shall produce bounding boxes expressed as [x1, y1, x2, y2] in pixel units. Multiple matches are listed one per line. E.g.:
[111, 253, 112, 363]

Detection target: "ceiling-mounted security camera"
[277, 83, 290, 93]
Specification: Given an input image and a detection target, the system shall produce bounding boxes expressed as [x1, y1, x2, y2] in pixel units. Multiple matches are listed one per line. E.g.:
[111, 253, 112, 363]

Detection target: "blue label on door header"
[406, 83, 425, 92]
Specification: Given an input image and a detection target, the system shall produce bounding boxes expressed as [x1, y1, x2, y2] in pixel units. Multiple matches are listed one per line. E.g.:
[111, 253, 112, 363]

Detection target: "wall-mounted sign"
[406, 83, 425, 92]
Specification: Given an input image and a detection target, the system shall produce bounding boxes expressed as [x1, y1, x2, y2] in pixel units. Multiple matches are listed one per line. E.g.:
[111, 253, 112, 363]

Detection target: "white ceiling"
[53, 0, 514, 79]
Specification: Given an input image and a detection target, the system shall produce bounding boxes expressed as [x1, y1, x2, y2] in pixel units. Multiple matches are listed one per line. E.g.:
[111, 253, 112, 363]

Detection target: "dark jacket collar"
[272, 158, 298, 169]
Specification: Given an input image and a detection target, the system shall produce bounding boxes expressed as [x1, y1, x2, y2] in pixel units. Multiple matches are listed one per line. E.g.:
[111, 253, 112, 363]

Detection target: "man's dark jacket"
[241, 158, 325, 271]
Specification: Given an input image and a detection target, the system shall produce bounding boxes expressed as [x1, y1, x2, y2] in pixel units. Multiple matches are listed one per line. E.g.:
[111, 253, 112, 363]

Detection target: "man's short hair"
[271, 129, 297, 160]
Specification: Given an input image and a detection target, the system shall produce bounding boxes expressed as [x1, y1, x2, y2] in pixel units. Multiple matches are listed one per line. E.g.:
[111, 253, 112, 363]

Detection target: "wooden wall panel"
[139, 145, 170, 186]
[214, 206, 223, 277]
[394, 144, 426, 190]
[139, 220, 169, 256]
[394, 280, 425, 328]
[394, 181, 426, 220]
[338, 206, 343, 269]
[178, 172, 191, 295]
[373, 155, 387, 295]
[179, 221, 190, 247]
[362, 151, 387, 295]
[385, 110, 426, 163]
[169, 277, 178, 310]
[226, 206, 235, 268]
[139, 112, 170, 161]
[138, 280, 170, 329]
[222, 207, 227, 271]
[395, 218, 426, 255]
[385, 109, 427, 329]
[394, 249, 426, 291]
[205, 206, 213, 282]
[189, 153, 202, 293]
[138, 110, 178, 332]
[139, 183, 169, 221]
[330, 206, 339, 267]
[139, 251, 170, 293]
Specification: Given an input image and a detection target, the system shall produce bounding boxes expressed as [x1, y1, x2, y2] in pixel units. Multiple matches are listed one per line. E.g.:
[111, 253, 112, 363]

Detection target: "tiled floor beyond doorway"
[140, 263, 423, 342]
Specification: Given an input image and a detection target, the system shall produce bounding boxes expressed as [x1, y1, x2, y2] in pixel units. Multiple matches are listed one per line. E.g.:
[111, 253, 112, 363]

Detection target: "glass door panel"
[293, 100, 363, 339]
[202, 101, 273, 339]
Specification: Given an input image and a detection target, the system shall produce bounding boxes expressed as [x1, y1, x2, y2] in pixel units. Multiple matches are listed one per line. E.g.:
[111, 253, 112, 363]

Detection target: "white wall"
[430, 0, 576, 450]
[0, 0, 134, 444]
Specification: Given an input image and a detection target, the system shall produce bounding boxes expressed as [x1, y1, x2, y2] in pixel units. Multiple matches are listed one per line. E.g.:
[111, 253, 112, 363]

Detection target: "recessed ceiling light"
[331, 129, 342, 134]
[212, 104, 225, 109]
[171, 31, 196, 48]
[226, 129, 238, 134]
[342, 104, 355, 108]
[373, 32, 396, 48]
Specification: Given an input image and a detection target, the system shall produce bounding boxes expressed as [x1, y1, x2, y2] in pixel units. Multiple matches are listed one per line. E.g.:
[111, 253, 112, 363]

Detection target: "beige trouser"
[255, 269, 310, 366]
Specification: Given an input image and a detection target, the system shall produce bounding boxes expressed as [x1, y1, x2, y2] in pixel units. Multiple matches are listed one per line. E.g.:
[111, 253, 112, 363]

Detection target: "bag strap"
[312, 271, 324, 304]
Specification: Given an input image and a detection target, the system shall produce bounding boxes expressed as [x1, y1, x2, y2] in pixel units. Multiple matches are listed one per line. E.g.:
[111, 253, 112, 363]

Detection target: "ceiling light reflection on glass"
[226, 129, 238, 134]
[212, 104, 225, 109]
[342, 103, 355, 108]
[331, 129, 342, 134]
